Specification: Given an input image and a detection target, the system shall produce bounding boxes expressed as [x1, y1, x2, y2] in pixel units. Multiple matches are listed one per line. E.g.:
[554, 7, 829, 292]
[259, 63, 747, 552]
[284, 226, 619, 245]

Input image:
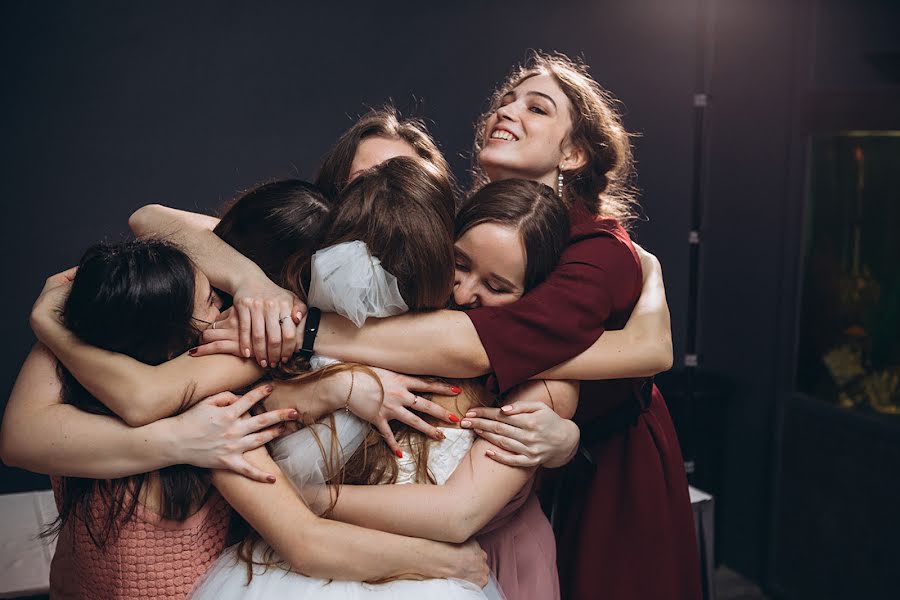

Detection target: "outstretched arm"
[213, 447, 489, 584]
[324, 381, 578, 542]
[199, 243, 672, 382]
[0, 343, 294, 482]
[309, 247, 670, 381]
[32, 307, 261, 426]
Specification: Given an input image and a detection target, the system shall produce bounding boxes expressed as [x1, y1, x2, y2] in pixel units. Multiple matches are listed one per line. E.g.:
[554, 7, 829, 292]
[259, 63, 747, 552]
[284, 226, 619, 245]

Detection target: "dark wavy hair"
[45, 239, 211, 548]
[315, 105, 457, 211]
[472, 51, 640, 229]
[214, 179, 332, 288]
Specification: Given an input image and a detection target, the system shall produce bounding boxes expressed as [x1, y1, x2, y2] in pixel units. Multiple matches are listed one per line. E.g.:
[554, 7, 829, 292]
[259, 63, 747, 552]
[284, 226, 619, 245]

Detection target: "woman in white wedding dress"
[190, 156, 504, 600]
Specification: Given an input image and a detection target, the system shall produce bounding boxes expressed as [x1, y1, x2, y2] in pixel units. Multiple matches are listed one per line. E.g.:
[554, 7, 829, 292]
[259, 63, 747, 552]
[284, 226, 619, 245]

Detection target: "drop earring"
[557, 171, 564, 198]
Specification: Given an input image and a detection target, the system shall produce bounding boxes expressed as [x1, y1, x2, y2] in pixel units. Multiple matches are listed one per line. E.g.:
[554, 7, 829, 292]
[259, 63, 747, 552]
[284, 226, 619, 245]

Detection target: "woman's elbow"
[451, 345, 490, 378]
[656, 336, 674, 374]
[128, 204, 163, 237]
[0, 429, 22, 468]
[114, 393, 167, 427]
[442, 509, 486, 544]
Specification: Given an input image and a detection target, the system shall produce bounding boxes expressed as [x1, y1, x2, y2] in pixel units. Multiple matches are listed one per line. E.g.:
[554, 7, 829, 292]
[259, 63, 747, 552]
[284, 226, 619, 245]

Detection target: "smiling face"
[348, 136, 419, 182]
[453, 222, 526, 308]
[478, 73, 579, 188]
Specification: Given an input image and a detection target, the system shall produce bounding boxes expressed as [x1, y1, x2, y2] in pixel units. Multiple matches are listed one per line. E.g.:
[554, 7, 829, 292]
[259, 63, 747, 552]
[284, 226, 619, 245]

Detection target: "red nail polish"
[395, 449, 403, 459]
[267, 475, 276, 483]
[450, 386, 461, 394]
[448, 414, 460, 423]
[266, 384, 274, 393]
[188, 347, 197, 355]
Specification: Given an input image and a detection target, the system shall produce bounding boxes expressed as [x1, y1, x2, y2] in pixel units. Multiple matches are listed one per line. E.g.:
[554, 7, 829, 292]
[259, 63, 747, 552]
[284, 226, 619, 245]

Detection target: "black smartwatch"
[297, 307, 322, 360]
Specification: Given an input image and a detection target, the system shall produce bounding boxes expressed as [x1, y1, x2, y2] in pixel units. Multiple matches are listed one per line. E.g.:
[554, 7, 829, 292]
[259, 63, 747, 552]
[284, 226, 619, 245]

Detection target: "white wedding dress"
[191, 241, 504, 600]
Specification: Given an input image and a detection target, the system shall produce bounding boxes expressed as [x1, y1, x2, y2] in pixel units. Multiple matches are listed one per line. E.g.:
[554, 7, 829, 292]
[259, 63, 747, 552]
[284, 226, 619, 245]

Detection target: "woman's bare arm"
[326, 437, 532, 544]
[537, 247, 672, 380]
[0, 344, 292, 482]
[200, 246, 672, 381]
[324, 381, 577, 542]
[314, 252, 670, 381]
[32, 308, 261, 426]
[213, 447, 488, 583]
[130, 204, 302, 366]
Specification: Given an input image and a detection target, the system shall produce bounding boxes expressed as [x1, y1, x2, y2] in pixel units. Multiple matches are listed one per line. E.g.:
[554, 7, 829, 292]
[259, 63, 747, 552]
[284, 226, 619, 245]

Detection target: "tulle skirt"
[191, 545, 505, 600]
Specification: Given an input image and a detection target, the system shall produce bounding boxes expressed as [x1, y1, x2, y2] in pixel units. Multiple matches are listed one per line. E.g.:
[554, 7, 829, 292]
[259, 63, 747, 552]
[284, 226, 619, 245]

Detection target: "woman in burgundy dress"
[281, 53, 703, 600]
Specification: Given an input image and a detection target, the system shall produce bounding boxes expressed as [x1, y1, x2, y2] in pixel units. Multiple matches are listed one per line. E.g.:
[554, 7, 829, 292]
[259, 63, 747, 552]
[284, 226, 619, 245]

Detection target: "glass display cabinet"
[796, 132, 900, 416]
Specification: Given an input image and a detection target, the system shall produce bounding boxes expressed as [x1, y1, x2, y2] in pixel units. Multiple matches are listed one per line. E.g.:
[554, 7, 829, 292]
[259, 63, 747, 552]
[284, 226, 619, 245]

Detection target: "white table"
[0, 490, 58, 599]
[689, 486, 715, 600]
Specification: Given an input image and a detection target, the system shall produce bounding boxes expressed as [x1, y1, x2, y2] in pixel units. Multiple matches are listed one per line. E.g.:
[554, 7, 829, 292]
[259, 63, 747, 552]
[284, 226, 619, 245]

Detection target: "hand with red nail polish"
[343, 367, 468, 459]
[169, 383, 291, 483]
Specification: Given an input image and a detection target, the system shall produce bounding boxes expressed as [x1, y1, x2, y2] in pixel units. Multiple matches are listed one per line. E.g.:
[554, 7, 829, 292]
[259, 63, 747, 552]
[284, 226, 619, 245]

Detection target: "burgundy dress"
[467, 202, 702, 600]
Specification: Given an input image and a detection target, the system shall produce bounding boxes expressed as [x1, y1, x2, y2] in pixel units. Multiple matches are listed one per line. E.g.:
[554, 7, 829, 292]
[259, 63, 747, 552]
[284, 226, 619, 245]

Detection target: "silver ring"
[278, 316, 288, 325]
[410, 397, 418, 406]
[211, 321, 217, 330]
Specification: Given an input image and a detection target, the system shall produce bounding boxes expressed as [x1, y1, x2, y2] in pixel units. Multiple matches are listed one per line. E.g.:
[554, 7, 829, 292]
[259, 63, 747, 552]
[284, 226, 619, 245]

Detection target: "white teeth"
[490, 129, 517, 141]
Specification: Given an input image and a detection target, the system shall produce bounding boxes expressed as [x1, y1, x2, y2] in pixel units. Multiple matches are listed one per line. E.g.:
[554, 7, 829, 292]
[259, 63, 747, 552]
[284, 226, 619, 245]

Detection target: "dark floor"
[716, 566, 770, 600]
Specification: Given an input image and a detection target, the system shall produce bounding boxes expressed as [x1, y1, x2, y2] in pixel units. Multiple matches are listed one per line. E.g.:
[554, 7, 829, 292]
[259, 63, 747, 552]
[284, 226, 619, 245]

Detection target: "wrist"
[228, 264, 269, 297]
[547, 419, 580, 469]
[146, 417, 184, 466]
[29, 307, 62, 342]
[423, 540, 460, 579]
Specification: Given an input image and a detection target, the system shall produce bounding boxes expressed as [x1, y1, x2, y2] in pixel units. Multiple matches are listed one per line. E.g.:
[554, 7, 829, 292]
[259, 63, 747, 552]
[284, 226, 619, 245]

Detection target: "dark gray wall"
[0, 0, 697, 491]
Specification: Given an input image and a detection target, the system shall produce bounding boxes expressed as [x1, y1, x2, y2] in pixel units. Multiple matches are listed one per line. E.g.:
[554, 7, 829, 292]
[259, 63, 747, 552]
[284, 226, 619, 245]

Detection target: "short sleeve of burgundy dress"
[467, 202, 641, 394]
[467, 203, 702, 600]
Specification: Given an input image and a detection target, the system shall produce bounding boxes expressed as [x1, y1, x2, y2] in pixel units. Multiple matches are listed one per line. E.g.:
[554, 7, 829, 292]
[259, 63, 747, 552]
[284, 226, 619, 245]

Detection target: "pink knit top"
[49, 477, 231, 600]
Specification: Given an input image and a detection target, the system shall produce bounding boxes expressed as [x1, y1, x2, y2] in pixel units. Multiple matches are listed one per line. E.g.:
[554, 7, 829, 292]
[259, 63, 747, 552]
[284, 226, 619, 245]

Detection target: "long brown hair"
[456, 179, 570, 292]
[213, 179, 331, 284]
[315, 105, 457, 210]
[472, 51, 640, 229]
[282, 156, 456, 316]
[239, 156, 458, 575]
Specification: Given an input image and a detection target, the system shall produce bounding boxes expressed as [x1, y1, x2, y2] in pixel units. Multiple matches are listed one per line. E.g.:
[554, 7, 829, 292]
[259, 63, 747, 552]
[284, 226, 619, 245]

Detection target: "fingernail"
[289, 410, 299, 419]
[465, 411, 476, 418]
[435, 430, 446, 440]
[395, 449, 403, 459]
[501, 405, 512, 412]
[460, 420, 471, 428]
[243, 348, 251, 358]
[450, 386, 461, 394]
[485, 450, 495, 457]
[188, 347, 197, 356]
[260, 360, 268, 368]
[448, 414, 460, 423]
[265, 384, 274, 393]
[267, 475, 276, 483]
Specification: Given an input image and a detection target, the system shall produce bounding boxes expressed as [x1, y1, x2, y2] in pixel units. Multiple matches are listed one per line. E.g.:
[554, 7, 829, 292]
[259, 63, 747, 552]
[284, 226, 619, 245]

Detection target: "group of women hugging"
[1, 52, 702, 600]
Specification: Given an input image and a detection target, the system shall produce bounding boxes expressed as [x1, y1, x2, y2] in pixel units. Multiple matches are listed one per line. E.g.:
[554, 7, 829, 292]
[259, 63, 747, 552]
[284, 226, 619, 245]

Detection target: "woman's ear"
[560, 142, 588, 175]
